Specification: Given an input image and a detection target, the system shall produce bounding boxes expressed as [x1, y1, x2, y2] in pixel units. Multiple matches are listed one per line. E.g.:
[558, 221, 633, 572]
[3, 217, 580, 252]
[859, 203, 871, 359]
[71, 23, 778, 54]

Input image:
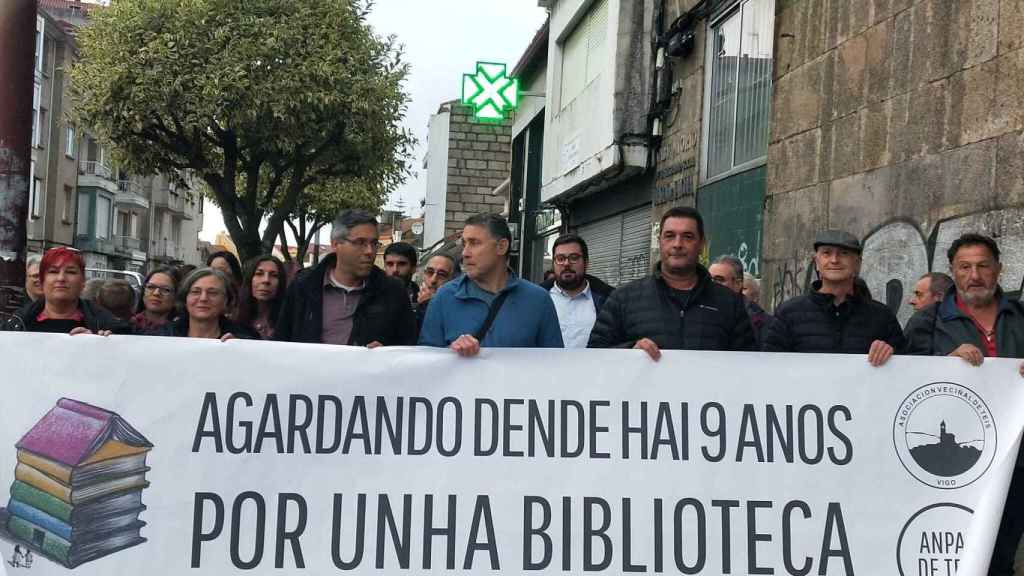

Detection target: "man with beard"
[906, 233, 1024, 576]
[384, 242, 420, 307]
[763, 230, 904, 365]
[540, 234, 614, 348]
[587, 207, 755, 359]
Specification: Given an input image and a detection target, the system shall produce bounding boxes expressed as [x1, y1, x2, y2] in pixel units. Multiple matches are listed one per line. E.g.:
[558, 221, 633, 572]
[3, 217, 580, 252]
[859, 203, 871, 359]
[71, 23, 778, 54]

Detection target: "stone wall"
[765, 0, 1024, 321]
[442, 104, 513, 239]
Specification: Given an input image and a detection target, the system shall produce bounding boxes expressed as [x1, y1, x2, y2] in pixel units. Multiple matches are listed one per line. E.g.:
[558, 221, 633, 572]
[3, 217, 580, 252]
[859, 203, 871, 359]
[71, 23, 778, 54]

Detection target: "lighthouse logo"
[893, 382, 997, 489]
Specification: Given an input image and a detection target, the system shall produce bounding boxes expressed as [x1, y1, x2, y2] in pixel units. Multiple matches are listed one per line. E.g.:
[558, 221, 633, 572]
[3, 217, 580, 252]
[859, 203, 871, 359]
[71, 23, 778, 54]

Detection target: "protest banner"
[0, 333, 1021, 575]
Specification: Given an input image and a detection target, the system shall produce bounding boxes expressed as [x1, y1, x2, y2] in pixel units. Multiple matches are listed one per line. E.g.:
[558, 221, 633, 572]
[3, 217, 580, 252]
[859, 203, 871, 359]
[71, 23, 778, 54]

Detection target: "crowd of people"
[4, 206, 1024, 574]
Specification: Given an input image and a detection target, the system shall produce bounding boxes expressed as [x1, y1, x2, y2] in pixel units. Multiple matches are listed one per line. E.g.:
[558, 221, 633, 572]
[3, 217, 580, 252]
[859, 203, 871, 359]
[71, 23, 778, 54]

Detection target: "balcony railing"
[117, 180, 139, 195]
[79, 161, 113, 180]
[115, 180, 150, 209]
[156, 192, 186, 214]
[114, 235, 142, 252]
[153, 240, 178, 260]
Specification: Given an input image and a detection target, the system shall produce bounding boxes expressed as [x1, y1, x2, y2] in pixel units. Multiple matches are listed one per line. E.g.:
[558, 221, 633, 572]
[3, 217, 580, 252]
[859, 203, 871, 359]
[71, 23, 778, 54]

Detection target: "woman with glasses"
[2, 247, 126, 334]
[236, 255, 287, 339]
[131, 267, 178, 332]
[149, 268, 258, 340]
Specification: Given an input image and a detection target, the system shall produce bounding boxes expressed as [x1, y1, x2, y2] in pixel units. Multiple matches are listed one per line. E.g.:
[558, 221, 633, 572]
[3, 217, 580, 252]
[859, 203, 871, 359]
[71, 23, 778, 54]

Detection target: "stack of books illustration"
[2, 398, 153, 568]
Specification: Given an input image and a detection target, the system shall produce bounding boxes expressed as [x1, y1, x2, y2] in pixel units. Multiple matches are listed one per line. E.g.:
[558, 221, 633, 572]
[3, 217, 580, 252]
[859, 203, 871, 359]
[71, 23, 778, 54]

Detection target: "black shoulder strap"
[474, 290, 511, 341]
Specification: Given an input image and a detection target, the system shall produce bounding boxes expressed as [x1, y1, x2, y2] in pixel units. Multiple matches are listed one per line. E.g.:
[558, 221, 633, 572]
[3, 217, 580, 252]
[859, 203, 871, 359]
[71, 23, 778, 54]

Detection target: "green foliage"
[70, 0, 413, 260]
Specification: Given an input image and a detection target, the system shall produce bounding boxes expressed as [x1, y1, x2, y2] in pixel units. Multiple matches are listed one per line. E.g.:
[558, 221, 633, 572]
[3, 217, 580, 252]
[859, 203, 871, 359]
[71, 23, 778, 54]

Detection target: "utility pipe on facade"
[0, 0, 37, 312]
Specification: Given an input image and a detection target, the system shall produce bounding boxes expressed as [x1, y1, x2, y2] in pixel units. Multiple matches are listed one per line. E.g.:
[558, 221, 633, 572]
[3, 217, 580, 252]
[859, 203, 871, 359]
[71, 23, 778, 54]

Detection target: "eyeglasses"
[424, 267, 451, 279]
[343, 237, 381, 251]
[145, 284, 174, 296]
[553, 254, 584, 264]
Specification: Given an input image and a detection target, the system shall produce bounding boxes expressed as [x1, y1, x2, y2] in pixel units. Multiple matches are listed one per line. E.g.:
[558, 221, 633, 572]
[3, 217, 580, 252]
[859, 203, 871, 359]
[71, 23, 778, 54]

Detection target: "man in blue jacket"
[419, 213, 563, 356]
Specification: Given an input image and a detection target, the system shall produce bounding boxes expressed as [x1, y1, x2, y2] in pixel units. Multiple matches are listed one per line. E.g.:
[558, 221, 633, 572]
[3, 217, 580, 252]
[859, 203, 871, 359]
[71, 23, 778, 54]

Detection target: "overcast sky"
[200, 1, 549, 242]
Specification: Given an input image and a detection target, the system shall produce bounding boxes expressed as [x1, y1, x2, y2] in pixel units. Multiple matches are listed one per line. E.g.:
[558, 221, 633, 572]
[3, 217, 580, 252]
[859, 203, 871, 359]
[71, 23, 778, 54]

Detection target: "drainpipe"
[0, 0, 37, 313]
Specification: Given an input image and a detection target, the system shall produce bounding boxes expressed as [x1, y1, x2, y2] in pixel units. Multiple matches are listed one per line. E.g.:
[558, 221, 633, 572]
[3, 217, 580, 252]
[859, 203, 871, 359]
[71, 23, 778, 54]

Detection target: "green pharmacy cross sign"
[461, 62, 520, 122]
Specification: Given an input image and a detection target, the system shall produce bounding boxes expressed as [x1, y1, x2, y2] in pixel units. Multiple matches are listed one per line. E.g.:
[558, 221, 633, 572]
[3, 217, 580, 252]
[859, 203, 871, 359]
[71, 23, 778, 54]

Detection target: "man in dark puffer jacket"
[588, 207, 755, 358]
[763, 230, 905, 364]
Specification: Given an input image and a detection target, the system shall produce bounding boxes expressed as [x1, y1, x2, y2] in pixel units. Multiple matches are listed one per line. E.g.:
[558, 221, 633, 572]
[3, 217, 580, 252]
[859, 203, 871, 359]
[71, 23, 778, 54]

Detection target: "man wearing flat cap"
[763, 230, 906, 365]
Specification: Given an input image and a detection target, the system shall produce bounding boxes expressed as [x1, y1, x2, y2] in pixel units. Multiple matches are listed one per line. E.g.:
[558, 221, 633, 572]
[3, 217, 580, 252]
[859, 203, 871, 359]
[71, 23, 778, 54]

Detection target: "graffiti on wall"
[769, 209, 1024, 323]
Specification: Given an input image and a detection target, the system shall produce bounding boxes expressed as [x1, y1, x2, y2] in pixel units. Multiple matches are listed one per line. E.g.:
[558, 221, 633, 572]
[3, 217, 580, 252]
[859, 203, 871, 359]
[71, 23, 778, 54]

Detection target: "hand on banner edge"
[69, 328, 112, 337]
[949, 343, 984, 366]
[219, 333, 236, 342]
[366, 341, 383, 349]
[867, 340, 894, 367]
[634, 338, 661, 362]
[450, 334, 481, 357]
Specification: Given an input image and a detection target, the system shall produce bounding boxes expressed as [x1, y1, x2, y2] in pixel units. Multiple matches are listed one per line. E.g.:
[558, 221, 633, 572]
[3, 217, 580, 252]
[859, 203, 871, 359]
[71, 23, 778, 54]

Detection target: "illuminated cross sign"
[461, 62, 520, 122]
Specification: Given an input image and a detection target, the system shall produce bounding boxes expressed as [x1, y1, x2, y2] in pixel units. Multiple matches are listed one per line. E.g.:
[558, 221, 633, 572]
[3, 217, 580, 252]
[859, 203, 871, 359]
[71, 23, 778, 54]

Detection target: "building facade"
[764, 0, 1024, 322]
[30, 0, 206, 275]
[538, 0, 657, 287]
[422, 101, 512, 251]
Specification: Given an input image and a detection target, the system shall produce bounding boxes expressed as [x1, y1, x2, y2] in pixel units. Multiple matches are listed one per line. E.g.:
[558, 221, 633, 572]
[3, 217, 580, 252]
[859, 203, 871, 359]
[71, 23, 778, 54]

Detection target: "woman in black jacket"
[3, 247, 126, 335]
[149, 268, 258, 340]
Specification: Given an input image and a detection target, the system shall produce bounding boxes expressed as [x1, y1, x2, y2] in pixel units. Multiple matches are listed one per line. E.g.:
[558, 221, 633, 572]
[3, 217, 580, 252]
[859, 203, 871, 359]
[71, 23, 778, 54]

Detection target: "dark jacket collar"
[168, 315, 257, 339]
[540, 274, 614, 297]
[808, 280, 865, 307]
[300, 254, 386, 295]
[15, 298, 116, 328]
[653, 262, 711, 300]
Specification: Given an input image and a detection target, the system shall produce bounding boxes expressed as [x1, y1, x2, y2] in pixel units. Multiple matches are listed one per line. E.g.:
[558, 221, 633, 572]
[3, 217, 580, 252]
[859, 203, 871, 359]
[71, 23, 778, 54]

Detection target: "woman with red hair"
[2, 247, 127, 334]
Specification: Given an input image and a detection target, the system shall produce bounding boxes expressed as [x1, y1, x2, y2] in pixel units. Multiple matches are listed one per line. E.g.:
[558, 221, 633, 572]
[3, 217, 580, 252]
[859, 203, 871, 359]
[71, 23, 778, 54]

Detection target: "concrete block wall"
[443, 104, 513, 240]
[765, 0, 1024, 322]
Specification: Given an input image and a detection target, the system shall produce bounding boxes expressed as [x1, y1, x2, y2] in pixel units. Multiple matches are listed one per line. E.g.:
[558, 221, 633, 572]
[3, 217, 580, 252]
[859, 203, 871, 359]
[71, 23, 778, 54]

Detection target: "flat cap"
[813, 230, 862, 253]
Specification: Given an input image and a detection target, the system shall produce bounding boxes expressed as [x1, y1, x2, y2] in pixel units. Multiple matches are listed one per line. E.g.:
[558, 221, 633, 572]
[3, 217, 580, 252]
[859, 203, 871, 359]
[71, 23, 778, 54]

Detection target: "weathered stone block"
[958, 57, 1012, 145]
[803, 0, 829, 63]
[864, 19, 892, 103]
[831, 112, 862, 179]
[996, 130, 1024, 204]
[775, 5, 804, 79]
[829, 167, 895, 238]
[1000, 0, 1024, 54]
[887, 92, 911, 163]
[833, 34, 867, 118]
[890, 8, 913, 96]
[961, 0, 999, 68]
[904, 80, 947, 159]
[767, 128, 821, 194]
[891, 153, 944, 220]
[860, 100, 891, 170]
[761, 183, 829, 268]
[487, 160, 506, 170]
[827, 0, 850, 50]
[772, 56, 823, 142]
[941, 139, 998, 211]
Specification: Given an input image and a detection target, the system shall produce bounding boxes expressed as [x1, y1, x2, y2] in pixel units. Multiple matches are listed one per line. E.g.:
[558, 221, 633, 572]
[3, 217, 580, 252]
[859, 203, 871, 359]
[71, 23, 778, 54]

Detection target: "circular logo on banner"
[896, 503, 973, 576]
[893, 382, 997, 489]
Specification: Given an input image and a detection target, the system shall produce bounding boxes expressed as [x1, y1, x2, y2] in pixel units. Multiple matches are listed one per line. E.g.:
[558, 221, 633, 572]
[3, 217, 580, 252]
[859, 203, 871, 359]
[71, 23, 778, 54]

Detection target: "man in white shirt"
[543, 234, 614, 348]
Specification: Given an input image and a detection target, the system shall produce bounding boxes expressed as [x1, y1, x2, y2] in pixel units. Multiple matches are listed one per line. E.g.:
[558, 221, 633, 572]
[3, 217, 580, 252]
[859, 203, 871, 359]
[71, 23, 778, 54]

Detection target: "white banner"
[0, 333, 1022, 575]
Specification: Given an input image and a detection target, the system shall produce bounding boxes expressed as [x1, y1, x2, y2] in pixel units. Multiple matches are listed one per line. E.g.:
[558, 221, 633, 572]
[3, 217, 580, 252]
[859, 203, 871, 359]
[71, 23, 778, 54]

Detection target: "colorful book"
[7, 514, 146, 568]
[17, 440, 149, 487]
[14, 462, 149, 505]
[9, 480, 143, 525]
[7, 498, 145, 542]
[3, 398, 153, 568]
[15, 398, 152, 481]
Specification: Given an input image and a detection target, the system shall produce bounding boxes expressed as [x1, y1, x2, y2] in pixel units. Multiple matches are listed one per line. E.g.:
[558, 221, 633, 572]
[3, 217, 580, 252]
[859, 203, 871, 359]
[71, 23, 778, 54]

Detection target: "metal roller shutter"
[577, 216, 622, 287]
[618, 207, 651, 284]
[576, 206, 652, 287]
